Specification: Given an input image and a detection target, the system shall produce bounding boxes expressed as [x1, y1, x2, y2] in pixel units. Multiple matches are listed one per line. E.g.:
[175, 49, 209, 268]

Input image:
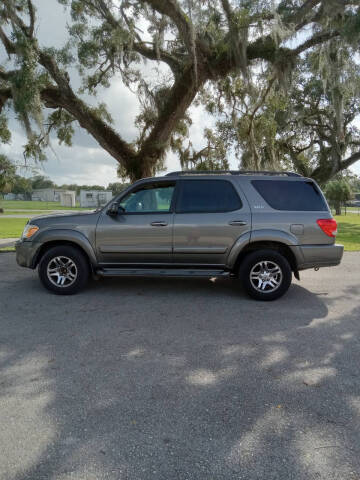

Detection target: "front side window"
[120, 184, 175, 213]
[177, 180, 242, 213]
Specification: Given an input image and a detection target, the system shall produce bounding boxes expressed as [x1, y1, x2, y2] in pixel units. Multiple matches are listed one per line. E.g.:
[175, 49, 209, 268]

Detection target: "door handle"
[151, 221, 168, 227]
[229, 221, 247, 226]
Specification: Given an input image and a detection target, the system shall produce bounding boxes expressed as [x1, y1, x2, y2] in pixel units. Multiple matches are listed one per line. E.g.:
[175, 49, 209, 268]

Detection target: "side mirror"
[107, 203, 124, 216]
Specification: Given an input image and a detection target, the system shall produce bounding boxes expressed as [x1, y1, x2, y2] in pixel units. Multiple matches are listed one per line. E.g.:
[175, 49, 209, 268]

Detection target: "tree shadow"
[1, 264, 360, 479]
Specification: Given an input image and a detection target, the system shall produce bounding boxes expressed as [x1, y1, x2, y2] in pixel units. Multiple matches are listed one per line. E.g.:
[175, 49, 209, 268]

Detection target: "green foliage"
[89, 103, 113, 125]
[0, 114, 11, 144]
[325, 180, 353, 215]
[203, 38, 360, 182]
[11, 176, 33, 198]
[11, 33, 46, 136]
[47, 109, 75, 146]
[176, 128, 230, 171]
[108, 182, 129, 196]
[30, 175, 54, 190]
[0, 155, 16, 193]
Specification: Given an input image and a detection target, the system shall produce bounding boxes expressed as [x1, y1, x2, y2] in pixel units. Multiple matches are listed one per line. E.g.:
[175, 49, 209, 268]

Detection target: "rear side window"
[177, 180, 242, 213]
[252, 180, 328, 211]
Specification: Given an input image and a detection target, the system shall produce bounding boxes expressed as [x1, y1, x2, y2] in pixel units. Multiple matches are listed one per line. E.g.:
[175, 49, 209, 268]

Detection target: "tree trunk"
[335, 202, 341, 216]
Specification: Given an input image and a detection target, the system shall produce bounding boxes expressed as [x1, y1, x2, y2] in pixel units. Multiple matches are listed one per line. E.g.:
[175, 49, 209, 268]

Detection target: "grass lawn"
[335, 213, 360, 251]
[0, 217, 30, 238]
[1, 210, 56, 215]
[0, 213, 359, 251]
[0, 200, 88, 211]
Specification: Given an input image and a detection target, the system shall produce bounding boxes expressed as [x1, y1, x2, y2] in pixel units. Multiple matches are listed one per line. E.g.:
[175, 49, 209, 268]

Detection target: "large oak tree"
[1, 0, 359, 181]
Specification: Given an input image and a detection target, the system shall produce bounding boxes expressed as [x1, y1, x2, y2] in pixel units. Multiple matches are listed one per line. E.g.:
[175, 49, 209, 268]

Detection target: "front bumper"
[296, 244, 344, 270]
[15, 240, 42, 269]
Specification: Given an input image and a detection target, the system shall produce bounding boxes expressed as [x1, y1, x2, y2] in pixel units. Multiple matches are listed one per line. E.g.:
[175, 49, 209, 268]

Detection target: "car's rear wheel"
[239, 249, 292, 301]
[38, 245, 90, 295]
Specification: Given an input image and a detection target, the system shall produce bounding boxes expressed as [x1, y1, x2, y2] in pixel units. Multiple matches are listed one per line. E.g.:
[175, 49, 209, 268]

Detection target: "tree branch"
[37, 51, 73, 94]
[135, 62, 207, 176]
[292, 30, 341, 56]
[0, 26, 16, 55]
[221, 0, 235, 26]
[83, 0, 183, 75]
[143, 0, 194, 54]
[0, 68, 16, 82]
[41, 87, 136, 170]
[3, 0, 31, 37]
[341, 151, 360, 170]
[0, 85, 136, 172]
[0, 88, 12, 111]
[311, 149, 360, 183]
[133, 42, 181, 74]
[27, 0, 36, 38]
[288, 0, 322, 30]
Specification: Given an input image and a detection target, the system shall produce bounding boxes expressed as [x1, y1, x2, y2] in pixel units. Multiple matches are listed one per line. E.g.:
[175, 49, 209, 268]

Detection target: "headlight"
[22, 224, 39, 240]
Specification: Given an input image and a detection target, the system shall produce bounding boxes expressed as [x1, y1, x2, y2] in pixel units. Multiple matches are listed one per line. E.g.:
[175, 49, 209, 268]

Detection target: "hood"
[30, 210, 100, 226]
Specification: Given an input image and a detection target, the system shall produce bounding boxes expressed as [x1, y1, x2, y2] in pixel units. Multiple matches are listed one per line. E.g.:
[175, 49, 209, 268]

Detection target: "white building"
[59, 191, 76, 207]
[4, 193, 25, 201]
[32, 188, 63, 202]
[79, 190, 113, 208]
[32, 188, 76, 207]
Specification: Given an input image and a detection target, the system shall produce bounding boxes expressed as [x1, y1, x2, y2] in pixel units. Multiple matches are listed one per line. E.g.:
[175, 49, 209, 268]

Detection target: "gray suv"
[16, 171, 344, 300]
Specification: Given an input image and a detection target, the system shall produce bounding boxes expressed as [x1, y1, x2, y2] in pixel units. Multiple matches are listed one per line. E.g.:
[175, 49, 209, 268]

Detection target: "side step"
[97, 268, 230, 278]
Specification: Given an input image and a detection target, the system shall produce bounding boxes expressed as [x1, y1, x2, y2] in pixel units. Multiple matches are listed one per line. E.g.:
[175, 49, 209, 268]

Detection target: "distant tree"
[0, 154, 16, 194]
[31, 175, 54, 190]
[325, 180, 353, 215]
[58, 183, 80, 195]
[108, 182, 129, 196]
[12, 175, 33, 199]
[80, 185, 105, 191]
[348, 174, 360, 194]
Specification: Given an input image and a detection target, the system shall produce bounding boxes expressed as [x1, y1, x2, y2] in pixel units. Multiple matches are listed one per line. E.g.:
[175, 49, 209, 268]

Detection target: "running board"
[97, 268, 230, 278]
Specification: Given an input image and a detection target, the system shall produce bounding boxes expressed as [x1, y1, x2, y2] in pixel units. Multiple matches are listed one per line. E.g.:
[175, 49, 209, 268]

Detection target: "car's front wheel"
[38, 245, 90, 295]
[239, 249, 292, 301]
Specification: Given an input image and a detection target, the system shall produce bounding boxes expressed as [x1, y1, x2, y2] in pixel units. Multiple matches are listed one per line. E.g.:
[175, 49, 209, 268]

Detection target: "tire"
[239, 249, 292, 301]
[38, 245, 90, 295]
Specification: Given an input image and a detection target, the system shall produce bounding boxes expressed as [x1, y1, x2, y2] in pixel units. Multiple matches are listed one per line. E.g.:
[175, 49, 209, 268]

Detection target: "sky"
[0, 1, 359, 186]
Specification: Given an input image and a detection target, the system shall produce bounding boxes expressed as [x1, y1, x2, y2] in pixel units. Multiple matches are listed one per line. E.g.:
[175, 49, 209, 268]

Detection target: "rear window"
[177, 180, 242, 213]
[252, 180, 328, 211]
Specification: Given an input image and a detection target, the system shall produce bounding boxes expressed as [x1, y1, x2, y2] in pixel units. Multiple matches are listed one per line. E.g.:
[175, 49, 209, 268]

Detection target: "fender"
[33, 229, 98, 267]
[226, 229, 304, 269]
[226, 231, 251, 269]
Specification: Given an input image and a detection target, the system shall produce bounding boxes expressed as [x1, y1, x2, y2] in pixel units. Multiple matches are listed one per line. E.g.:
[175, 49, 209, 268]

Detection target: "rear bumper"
[15, 240, 42, 268]
[294, 244, 344, 270]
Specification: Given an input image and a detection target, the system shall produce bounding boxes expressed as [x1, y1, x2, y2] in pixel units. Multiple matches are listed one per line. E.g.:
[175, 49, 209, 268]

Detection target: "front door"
[96, 182, 176, 265]
[173, 179, 251, 266]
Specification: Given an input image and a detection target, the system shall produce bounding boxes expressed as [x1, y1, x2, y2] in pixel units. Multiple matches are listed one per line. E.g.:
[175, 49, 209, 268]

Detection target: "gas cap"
[290, 224, 304, 235]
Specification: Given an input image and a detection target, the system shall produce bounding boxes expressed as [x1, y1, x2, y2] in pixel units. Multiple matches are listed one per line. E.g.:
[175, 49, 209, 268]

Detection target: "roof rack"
[165, 170, 302, 177]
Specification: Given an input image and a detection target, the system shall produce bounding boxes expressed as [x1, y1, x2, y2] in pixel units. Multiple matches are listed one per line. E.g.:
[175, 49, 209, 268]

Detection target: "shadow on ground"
[0, 253, 359, 480]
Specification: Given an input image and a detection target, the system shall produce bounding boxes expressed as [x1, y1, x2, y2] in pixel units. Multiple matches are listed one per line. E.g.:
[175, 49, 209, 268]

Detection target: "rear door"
[173, 179, 251, 266]
[96, 181, 176, 265]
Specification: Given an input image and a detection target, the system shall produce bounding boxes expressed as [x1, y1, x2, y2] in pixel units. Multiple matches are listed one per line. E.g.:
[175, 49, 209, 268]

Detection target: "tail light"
[317, 219, 338, 237]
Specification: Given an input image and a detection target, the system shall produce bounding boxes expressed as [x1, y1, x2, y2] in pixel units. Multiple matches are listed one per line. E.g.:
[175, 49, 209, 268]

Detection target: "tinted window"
[120, 184, 175, 213]
[252, 180, 328, 211]
[177, 180, 242, 213]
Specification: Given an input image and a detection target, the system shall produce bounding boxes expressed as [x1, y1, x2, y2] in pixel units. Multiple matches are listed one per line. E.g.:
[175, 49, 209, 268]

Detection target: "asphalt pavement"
[0, 252, 359, 480]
